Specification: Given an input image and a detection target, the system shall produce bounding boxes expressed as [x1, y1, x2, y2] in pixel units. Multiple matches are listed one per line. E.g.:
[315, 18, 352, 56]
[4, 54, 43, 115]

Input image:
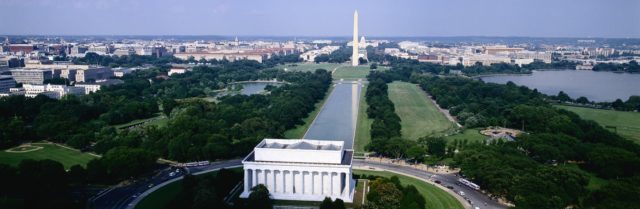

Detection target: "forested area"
[0, 56, 330, 208]
[360, 56, 640, 208]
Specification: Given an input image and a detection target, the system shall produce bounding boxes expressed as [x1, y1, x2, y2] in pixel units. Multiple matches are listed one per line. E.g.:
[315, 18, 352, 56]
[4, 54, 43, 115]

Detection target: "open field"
[0, 143, 97, 169]
[354, 169, 464, 209]
[135, 168, 242, 209]
[332, 65, 372, 80]
[388, 82, 457, 140]
[354, 85, 373, 152]
[284, 85, 335, 139]
[274, 63, 344, 73]
[443, 128, 487, 144]
[556, 105, 640, 144]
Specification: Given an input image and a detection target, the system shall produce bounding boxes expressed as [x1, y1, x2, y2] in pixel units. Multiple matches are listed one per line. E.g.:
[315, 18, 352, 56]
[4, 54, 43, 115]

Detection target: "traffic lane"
[121, 160, 243, 209]
[354, 159, 506, 209]
[93, 167, 182, 209]
[437, 174, 502, 209]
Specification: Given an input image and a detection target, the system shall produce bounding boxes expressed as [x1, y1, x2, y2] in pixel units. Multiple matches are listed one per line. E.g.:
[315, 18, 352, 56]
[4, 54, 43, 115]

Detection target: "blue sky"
[1, 0, 639, 38]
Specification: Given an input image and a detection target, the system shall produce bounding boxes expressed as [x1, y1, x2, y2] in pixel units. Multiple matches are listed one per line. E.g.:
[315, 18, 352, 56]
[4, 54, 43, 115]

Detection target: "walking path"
[424, 91, 462, 127]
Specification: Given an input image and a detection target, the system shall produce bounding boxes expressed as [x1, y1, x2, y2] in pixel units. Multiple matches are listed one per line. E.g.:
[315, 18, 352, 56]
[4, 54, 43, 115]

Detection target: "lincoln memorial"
[240, 139, 355, 202]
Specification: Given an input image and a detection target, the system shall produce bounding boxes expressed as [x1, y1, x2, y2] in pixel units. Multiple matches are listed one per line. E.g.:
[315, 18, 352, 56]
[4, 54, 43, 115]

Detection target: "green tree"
[247, 184, 272, 209]
[419, 137, 447, 157]
[406, 145, 426, 163]
[333, 198, 346, 209]
[576, 96, 589, 104]
[162, 99, 178, 117]
[101, 147, 158, 180]
[370, 63, 378, 69]
[320, 197, 334, 209]
[366, 180, 402, 209]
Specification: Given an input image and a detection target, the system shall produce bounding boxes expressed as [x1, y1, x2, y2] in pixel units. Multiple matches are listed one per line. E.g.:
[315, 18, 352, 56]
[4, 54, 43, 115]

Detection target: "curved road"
[89, 159, 242, 209]
[353, 159, 506, 209]
[90, 158, 505, 209]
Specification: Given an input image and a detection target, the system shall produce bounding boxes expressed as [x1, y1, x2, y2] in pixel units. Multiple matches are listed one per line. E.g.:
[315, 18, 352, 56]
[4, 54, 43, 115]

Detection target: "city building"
[483, 45, 524, 55]
[75, 67, 113, 82]
[300, 46, 340, 62]
[240, 139, 355, 203]
[10, 68, 53, 84]
[168, 65, 190, 76]
[20, 84, 84, 99]
[0, 75, 16, 93]
[76, 79, 124, 94]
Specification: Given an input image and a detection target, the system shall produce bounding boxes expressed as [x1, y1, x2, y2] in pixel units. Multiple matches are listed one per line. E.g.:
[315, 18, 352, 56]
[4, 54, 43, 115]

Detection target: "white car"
[169, 172, 176, 177]
[459, 191, 465, 196]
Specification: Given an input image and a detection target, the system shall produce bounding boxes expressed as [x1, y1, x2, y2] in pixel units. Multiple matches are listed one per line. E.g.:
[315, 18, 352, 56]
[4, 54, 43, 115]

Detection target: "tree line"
[357, 53, 640, 208]
[553, 91, 640, 112]
[592, 60, 640, 73]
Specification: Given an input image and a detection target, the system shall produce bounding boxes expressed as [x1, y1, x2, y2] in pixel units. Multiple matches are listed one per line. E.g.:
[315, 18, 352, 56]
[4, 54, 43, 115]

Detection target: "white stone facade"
[240, 139, 355, 203]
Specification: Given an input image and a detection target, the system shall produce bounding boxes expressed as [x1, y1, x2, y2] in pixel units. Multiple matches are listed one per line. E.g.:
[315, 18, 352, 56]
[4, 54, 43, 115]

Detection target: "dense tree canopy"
[359, 54, 640, 209]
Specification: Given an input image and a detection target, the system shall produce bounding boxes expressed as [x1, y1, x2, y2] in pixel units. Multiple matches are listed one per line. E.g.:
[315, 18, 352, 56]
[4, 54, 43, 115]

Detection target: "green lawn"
[388, 82, 457, 140]
[274, 63, 344, 73]
[556, 105, 640, 144]
[0, 143, 97, 169]
[353, 179, 367, 206]
[443, 128, 487, 144]
[284, 85, 335, 139]
[135, 168, 242, 209]
[332, 65, 372, 80]
[354, 169, 464, 209]
[355, 85, 373, 152]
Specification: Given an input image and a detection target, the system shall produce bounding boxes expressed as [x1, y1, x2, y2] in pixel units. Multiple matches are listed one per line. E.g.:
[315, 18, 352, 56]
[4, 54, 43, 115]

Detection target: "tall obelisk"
[351, 10, 359, 66]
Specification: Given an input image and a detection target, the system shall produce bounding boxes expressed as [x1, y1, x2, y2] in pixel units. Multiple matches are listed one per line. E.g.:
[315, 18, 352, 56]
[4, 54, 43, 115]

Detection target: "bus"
[458, 178, 480, 190]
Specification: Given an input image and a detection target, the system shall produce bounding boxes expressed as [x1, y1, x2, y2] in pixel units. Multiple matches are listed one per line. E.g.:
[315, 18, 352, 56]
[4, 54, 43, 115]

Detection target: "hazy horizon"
[1, 0, 639, 38]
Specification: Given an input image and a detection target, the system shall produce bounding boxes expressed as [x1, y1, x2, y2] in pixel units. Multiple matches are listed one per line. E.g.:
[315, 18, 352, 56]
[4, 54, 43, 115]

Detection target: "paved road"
[89, 159, 242, 209]
[91, 157, 506, 209]
[353, 159, 507, 209]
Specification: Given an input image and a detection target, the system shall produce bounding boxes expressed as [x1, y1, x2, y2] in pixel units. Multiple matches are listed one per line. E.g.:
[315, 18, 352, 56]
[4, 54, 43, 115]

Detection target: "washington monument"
[351, 10, 359, 66]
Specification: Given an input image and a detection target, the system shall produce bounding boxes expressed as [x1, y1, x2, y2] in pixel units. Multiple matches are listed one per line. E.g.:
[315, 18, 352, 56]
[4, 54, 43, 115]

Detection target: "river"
[303, 82, 362, 149]
[479, 70, 640, 102]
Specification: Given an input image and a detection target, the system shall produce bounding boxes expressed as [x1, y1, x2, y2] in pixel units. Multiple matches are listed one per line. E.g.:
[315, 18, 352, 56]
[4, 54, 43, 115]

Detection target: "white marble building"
[240, 139, 355, 202]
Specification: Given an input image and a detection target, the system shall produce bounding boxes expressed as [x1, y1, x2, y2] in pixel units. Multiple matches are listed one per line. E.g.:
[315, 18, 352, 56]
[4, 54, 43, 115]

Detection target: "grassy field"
[135, 168, 242, 209]
[332, 65, 372, 80]
[274, 63, 344, 73]
[0, 143, 97, 169]
[355, 85, 373, 152]
[354, 169, 464, 209]
[388, 82, 456, 140]
[284, 85, 335, 139]
[443, 128, 487, 144]
[556, 105, 640, 144]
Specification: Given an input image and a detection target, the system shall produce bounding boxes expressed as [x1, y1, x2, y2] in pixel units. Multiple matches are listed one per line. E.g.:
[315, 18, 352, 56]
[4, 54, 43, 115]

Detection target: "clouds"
[0, 0, 638, 37]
